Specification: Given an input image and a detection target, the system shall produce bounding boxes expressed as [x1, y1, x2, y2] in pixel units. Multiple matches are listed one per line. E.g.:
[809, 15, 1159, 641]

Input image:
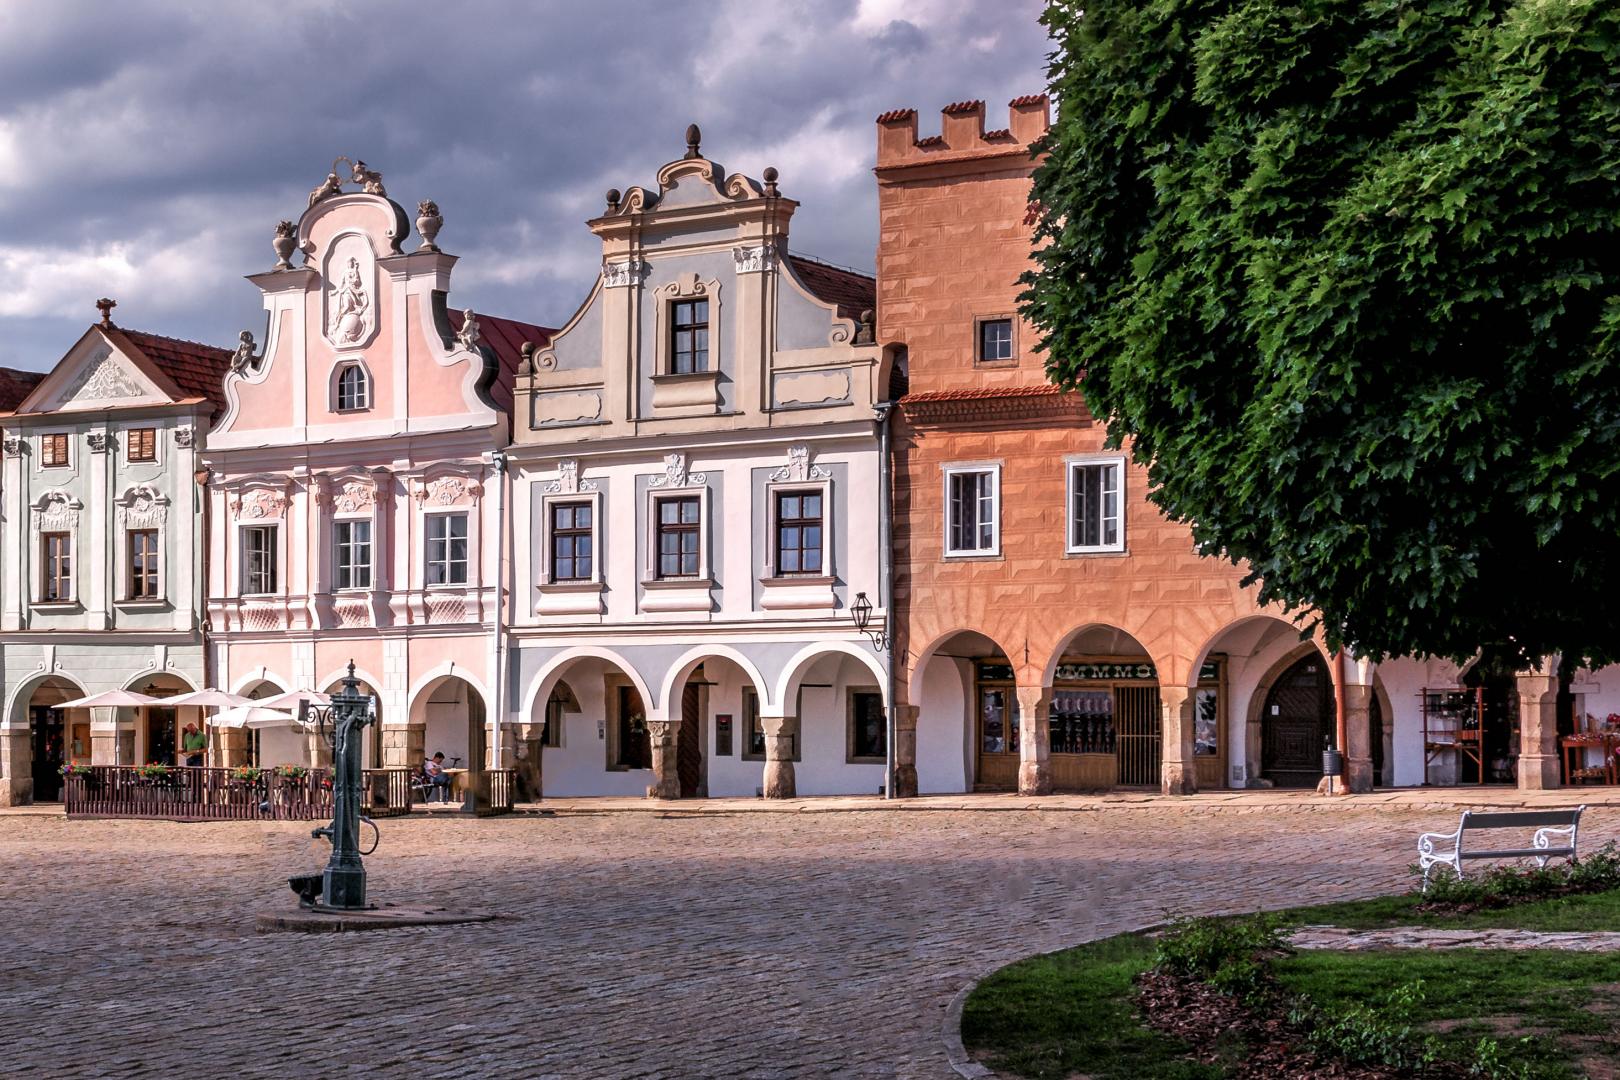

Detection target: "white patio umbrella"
[254, 689, 332, 710]
[210, 706, 301, 729]
[166, 689, 255, 709]
[54, 689, 161, 709]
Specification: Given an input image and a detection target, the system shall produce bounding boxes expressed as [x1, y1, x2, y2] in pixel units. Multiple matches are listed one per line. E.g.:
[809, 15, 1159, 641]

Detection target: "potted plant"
[229, 765, 264, 786]
[135, 761, 172, 784]
[274, 763, 308, 782]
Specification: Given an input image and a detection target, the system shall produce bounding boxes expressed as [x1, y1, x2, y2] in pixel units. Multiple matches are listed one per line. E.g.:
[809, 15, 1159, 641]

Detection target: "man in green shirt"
[181, 723, 207, 767]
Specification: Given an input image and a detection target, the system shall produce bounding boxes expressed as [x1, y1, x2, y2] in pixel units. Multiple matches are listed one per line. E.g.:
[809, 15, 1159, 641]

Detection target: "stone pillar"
[381, 724, 424, 770]
[645, 718, 680, 799]
[1517, 659, 1561, 790]
[485, 723, 516, 769]
[1015, 686, 1052, 796]
[90, 707, 131, 766]
[307, 728, 333, 769]
[512, 735, 544, 802]
[893, 704, 920, 798]
[1160, 684, 1198, 795]
[213, 727, 252, 769]
[761, 715, 797, 799]
[0, 730, 32, 806]
[1342, 659, 1376, 793]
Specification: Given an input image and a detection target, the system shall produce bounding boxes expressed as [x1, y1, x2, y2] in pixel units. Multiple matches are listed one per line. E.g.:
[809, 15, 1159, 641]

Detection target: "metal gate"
[1115, 686, 1161, 787]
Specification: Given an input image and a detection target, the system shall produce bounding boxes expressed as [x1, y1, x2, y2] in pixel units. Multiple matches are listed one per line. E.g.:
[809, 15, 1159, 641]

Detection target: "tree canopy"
[1025, 0, 1620, 667]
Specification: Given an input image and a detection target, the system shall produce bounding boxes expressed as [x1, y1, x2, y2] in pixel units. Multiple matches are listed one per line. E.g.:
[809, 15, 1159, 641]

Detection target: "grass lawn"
[961, 889, 1620, 1080]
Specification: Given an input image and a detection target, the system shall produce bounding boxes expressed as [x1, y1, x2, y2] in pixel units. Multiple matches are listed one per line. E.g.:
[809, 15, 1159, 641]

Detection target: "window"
[655, 496, 701, 578]
[127, 428, 157, 463]
[669, 299, 709, 374]
[335, 364, 369, 411]
[1068, 459, 1124, 552]
[41, 533, 71, 601]
[41, 434, 69, 468]
[128, 530, 159, 599]
[977, 317, 1014, 363]
[848, 690, 886, 762]
[549, 502, 593, 582]
[334, 520, 372, 590]
[425, 513, 468, 586]
[741, 688, 798, 762]
[945, 466, 999, 556]
[774, 491, 823, 576]
[242, 526, 277, 594]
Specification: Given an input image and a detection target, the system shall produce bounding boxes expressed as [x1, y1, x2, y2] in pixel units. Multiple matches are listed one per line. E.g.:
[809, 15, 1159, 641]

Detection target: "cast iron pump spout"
[287, 661, 377, 910]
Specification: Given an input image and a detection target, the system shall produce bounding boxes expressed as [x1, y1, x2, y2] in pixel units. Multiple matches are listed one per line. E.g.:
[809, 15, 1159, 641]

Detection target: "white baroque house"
[0, 304, 228, 803]
[506, 128, 896, 799]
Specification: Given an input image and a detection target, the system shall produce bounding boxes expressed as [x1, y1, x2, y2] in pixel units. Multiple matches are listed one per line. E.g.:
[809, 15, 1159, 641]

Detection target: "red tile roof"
[449, 310, 556, 414]
[902, 384, 1069, 403]
[875, 108, 916, 124]
[785, 255, 875, 323]
[114, 328, 234, 413]
[0, 367, 45, 412]
[943, 100, 985, 115]
[1009, 94, 1049, 108]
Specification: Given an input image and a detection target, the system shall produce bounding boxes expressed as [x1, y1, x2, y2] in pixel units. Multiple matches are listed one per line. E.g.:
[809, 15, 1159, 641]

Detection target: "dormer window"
[335, 363, 370, 411]
[669, 299, 709, 374]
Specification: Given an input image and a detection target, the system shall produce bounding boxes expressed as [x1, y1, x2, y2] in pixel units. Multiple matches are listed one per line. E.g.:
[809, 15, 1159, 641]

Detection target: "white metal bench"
[1417, 805, 1585, 891]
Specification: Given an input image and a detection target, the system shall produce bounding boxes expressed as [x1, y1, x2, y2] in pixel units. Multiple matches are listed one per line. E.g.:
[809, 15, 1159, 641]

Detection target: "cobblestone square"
[6, 800, 1614, 1079]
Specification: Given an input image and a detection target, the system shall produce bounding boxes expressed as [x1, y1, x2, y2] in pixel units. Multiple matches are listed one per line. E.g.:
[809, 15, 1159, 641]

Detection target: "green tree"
[1025, 0, 1620, 667]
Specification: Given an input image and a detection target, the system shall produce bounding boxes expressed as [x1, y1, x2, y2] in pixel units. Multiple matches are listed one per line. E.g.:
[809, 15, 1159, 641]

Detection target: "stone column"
[1160, 684, 1198, 795]
[893, 704, 920, 798]
[0, 730, 32, 806]
[90, 708, 132, 765]
[485, 723, 516, 769]
[213, 727, 251, 769]
[1517, 658, 1561, 790]
[761, 715, 797, 799]
[1015, 686, 1052, 796]
[645, 718, 680, 799]
[382, 724, 424, 770]
[1342, 656, 1376, 793]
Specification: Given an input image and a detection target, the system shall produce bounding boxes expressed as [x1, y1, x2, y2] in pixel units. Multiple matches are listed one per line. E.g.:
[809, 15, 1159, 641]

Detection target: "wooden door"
[30, 705, 63, 802]
[1262, 656, 1334, 787]
[678, 684, 702, 798]
[1115, 686, 1161, 787]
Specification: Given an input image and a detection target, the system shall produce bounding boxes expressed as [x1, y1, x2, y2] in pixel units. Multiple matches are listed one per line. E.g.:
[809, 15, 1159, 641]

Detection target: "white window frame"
[331, 357, 372, 413]
[975, 315, 1017, 365]
[124, 527, 163, 601]
[644, 487, 712, 583]
[240, 524, 279, 596]
[332, 518, 373, 591]
[123, 426, 162, 466]
[38, 432, 72, 471]
[39, 530, 74, 604]
[1065, 454, 1127, 554]
[540, 493, 601, 586]
[942, 463, 1001, 558]
[763, 479, 833, 580]
[423, 510, 470, 588]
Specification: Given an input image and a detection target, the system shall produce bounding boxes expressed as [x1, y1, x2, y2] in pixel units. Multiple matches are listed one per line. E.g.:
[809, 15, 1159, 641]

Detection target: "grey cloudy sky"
[0, 0, 1050, 371]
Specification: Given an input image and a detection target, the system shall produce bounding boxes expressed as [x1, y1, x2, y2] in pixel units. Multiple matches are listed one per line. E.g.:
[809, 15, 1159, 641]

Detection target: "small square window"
[41, 434, 69, 468]
[977, 318, 1015, 363]
[127, 429, 157, 463]
[944, 466, 999, 556]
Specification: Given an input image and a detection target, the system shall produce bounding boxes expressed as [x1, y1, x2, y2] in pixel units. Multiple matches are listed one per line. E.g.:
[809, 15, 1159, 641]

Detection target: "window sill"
[536, 580, 605, 616]
[942, 551, 1003, 562]
[650, 369, 721, 411]
[847, 756, 886, 766]
[1064, 546, 1129, 558]
[424, 582, 472, 591]
[605, 764, 651, 773]
[639, 577, 713, 614]
[758, 574, 836, 611]
[30, 600, 81, 611]
[115, 599, 171, 611]
[538, 580, 604, 593]
[641, 577, 714, 590]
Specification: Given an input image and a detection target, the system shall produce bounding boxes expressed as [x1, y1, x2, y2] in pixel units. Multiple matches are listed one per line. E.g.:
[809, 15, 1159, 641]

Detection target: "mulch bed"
[1135, 969, 1469, 1080]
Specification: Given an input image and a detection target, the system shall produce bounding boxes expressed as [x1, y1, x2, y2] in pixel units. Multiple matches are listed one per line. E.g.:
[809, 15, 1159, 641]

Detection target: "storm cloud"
[0, 0, 1049, 369]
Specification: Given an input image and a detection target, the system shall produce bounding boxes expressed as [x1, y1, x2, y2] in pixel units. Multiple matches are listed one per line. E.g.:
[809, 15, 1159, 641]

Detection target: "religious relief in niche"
[328, 257, 371, 345]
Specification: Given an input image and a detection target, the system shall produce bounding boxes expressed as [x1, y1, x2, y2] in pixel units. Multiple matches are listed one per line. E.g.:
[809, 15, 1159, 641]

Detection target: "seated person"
[423, 752, 454, 802]
[181, 723, 207, 767]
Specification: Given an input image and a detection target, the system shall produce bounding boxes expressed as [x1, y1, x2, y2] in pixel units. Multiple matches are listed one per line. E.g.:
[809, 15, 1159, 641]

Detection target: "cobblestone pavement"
[4, 802, 1615, 1079]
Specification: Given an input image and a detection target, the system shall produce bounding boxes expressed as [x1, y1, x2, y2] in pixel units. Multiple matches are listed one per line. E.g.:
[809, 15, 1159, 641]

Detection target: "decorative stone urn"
[272, 220, 297, 271]
[416, 200, 443, 252]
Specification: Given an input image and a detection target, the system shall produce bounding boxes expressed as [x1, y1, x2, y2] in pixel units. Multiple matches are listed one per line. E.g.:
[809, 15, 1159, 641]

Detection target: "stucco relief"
[773, 369, 852, 407]
[115, 486, 171, 529]
[415, 475, 480, 507]
[2, 437, 19, 458]
[732, 244, 778, 274]
[330, 480, 376, 514]
[542, 458, 597, 495]
[647, 452, 705, 489]
[769, 445, 832, 484]
[233, 488, 287, 521]
[601, 258, 647, 289]
[31, 491, 82, 530]
[63, 347, 143, 403]
[322, 232, 378, 348]
[534, 391, 602, 425]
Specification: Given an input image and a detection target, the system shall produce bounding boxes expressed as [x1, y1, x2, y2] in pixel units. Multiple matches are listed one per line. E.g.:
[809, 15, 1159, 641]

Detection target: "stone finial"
[95, 297, 116, 327]
[518, 340, 535, 376]
[605, 188, 621, 212]
[763, 166, 779, 196]
[273, 220, 297, 270]
[855, 309, 875, 345]
[684, 124, 702, 159]
[416, 200, 443, 252]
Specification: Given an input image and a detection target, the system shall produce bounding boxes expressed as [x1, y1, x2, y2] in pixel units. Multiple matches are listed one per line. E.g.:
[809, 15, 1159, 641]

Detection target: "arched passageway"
[1260, 654, 1335, 788]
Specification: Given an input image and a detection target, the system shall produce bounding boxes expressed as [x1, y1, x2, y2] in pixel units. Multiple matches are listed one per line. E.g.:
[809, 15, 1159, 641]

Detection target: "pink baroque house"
[202, 163, 551, 777]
